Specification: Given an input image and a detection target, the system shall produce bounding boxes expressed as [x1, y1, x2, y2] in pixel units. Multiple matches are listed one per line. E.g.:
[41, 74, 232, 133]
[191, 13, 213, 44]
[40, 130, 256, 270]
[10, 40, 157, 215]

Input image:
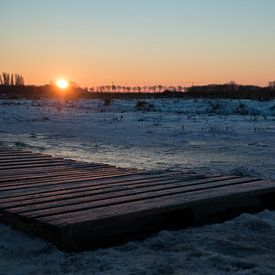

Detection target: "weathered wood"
[6, 176, 241, 217]
[0, 177, 187, 209]
[0, 166, 135, 185]
[0, 167, 72, 176]
[0, 171, 140, 193]
[0, 169, 89, 182]
[0, 174, 201, 208]
[0, 161, 67, 170]
[0, 172, 180, 200]
[20, 176, 256, 220]
[0, 148, 275, 252]
[0, 157, 64, 164]
[0, 173, 182, 205]
[0, 155, 56, 161]
[0, 163, 110, 178]
[0, 168, 130, 186]
[0, 151, 42, 156]
[0, 159, 65, 167]
[0, 171, 175, 194]
[50, 179, 275, 226]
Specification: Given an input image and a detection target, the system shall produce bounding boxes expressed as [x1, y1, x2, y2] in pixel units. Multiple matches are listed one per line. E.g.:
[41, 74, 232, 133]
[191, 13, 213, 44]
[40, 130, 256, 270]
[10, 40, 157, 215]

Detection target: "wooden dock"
[0, 148, 275, 251]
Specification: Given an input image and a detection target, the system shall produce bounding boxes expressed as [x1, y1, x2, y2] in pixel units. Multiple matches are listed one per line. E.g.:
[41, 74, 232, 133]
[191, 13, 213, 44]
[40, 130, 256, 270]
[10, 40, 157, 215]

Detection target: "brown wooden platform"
[0, 148, 275, 252]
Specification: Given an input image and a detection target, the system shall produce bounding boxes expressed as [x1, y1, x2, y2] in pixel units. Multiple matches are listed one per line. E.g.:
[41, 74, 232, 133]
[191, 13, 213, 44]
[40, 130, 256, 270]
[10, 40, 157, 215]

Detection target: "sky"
[0, 0, 275, 87]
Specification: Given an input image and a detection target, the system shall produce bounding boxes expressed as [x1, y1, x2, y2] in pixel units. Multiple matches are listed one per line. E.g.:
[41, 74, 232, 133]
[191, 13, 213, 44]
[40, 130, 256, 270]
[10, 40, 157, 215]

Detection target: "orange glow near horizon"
[1, 1, 275, 88]
[11, 56, 275, 88]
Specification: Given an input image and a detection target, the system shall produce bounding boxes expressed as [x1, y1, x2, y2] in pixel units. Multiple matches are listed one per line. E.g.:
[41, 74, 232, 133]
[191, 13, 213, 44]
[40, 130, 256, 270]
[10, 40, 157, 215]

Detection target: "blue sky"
[1, 0, 274, 86]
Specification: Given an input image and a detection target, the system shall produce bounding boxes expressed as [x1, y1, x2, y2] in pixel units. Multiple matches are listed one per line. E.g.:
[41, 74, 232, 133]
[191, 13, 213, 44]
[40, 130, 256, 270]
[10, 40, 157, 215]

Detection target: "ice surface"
[0, 98, 275, 274]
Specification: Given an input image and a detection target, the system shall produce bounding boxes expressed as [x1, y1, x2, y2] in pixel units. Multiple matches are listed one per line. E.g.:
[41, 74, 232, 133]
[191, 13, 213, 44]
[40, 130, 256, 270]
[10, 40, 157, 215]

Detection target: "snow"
[1, 211, 275, 274]
[0, 98, 274, 178]
[0, 98, 275, 274]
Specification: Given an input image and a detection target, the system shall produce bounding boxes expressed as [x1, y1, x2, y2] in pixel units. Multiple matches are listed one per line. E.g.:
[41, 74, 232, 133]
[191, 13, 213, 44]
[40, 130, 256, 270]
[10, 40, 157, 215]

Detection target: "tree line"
[184, 83, 275, 100]
[0, 72, 24, 86]
[0, 72, 274, 100]
[90, 85, 185, 93]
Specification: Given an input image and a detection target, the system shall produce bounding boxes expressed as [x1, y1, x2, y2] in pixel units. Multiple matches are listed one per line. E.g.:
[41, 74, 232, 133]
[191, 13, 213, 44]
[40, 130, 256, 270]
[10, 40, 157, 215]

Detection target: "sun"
[56, 79, 69, 89]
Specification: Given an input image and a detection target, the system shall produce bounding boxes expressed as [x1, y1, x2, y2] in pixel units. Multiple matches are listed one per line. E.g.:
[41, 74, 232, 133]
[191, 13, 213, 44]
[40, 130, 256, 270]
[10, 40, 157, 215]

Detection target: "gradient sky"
[0, 0, 275, 87]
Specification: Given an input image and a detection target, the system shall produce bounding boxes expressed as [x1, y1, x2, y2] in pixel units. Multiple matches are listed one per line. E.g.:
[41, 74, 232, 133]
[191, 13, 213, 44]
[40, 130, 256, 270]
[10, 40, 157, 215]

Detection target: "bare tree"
[2, 73, 10, 85]
[15, 74, 25, 86]
[0, 72, 25, 86]
[10, 74, 14, 86]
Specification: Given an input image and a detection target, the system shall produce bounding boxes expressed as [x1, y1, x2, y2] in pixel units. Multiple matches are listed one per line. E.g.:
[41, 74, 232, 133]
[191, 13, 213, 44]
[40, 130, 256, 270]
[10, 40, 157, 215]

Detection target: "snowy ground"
[0, 98, 275, 274]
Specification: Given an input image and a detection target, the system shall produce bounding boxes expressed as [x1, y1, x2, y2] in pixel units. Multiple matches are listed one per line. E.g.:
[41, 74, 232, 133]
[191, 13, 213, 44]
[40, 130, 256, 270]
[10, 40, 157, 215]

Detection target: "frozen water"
[0, 98, 275, 274]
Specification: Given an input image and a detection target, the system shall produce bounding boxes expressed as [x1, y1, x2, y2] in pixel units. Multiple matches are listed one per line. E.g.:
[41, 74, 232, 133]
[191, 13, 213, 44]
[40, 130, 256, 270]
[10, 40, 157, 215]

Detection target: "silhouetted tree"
[10, 74, 14, 86]
[2, 72, 10, 85]
[0, 72, 24, 86]
[15, 74, 25, 86]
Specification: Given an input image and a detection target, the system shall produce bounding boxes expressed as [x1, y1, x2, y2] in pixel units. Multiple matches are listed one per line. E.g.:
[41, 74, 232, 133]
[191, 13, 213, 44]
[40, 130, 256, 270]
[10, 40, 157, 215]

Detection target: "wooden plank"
[0, 169, 137, 192]
[0, 168, 137, 189]
[0, 178, 182, 210]
[0, 165, 143, 181]
[0, 167, 81, 178]
[0, 151, 43, 156]
[0, 158, 65, 166]
[0, 155, 56, 161]
[0, 151, 53, 159]
[11, 176, 255, 219]
[0, 157, 64, 164]
[0, 172, 178, 198]
[0, 169, 90, 182]
[0, 163, 109, 178]
[0, 172, 135, 195]
[0, 174, 199, 208]
[0, 172, 186, 201]
[3, 176, 238, 215]
[44, 179, 275, 227]
[0, 162, 68, 170]
[0, 173, 147, 198]
[0, 167, 128, 184]
[0, 170, 126, 189]
[0, 159, 65, 167]
[0, 167, 127, 185]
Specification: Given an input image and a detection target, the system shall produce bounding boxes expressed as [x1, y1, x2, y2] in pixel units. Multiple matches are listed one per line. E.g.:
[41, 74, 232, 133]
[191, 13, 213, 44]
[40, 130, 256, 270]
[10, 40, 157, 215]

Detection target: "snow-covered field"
[0, 98, 275, 274]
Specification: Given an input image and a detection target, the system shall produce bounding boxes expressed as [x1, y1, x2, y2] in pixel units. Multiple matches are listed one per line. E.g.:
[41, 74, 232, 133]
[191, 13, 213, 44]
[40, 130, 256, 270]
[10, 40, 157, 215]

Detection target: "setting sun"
[56, 79, 69, 89]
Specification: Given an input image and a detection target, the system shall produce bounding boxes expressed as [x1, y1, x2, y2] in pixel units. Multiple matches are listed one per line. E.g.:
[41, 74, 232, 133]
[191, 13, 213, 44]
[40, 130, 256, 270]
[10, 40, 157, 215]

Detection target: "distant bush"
[135, 101, 156, 112]
[103, 98, 112, 106]
[235, 103, 249, 115]
[207, 101, 222, 115]
[15, 141, 26, 147]
[234, 102, 259, 116]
